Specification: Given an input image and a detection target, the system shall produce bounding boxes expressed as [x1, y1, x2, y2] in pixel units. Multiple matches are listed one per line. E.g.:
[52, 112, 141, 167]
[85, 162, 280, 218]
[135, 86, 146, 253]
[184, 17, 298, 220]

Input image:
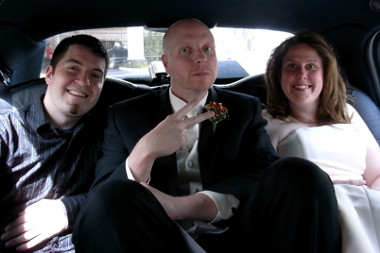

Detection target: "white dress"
[262, 104, 380, 253]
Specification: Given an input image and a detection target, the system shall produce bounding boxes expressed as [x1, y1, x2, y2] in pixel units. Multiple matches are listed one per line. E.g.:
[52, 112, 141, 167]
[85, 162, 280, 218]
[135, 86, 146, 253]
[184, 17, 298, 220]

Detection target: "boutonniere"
[204, 101, 229, 133]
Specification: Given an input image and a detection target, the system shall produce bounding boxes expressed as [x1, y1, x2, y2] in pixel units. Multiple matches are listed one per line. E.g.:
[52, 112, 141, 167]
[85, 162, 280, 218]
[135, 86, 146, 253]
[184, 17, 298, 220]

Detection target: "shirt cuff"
[60, 194, 86, 229]
[197, 190, 240, 223]
[125, 157, 150, 183]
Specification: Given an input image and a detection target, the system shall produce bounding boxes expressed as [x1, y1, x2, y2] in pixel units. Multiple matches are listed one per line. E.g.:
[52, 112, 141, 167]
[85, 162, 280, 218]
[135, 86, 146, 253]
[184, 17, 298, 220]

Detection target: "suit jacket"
[91, 86, 279, 205]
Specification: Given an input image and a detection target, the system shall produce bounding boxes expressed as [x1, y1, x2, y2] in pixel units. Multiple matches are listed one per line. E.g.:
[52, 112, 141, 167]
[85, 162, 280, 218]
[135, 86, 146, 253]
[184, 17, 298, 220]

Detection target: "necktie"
[184, 114, 199, 151]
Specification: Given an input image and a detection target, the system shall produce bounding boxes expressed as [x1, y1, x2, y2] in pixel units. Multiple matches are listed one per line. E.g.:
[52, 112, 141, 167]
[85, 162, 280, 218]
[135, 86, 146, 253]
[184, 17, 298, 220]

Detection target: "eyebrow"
[283, 58, 320, 63]
[66, 59, 105, 76]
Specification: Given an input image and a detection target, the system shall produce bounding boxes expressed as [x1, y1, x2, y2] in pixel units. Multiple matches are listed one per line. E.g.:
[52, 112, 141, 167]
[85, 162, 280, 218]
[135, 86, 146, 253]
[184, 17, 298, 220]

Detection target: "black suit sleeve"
[90, 104, 131, 191]
[89, 93, 161, 192]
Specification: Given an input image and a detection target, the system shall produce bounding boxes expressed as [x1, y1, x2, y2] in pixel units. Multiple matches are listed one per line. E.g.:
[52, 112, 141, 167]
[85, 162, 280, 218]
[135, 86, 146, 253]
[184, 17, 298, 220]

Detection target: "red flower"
[204, 102, 229, 132]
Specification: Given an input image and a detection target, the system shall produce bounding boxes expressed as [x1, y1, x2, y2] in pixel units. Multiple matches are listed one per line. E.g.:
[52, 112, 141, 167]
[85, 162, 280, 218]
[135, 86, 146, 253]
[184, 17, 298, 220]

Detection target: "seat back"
[0, 77, 158, 112]
[348, 86, 380, 145]
[1, 74, 379, 147]
[213, 74, 267, 104]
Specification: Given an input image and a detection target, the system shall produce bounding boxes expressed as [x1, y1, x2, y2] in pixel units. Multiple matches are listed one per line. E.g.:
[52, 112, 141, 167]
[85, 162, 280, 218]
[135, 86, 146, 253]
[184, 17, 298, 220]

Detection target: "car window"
[41, 27, 292, 83]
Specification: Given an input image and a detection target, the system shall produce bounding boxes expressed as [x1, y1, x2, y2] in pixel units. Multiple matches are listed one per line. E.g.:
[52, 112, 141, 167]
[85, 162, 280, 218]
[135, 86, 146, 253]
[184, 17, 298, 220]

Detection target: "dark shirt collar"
[26, 95, 86, 138]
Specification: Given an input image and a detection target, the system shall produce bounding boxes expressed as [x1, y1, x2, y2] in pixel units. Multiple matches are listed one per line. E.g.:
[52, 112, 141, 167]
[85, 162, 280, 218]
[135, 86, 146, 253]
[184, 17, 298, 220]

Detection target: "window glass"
[41, 27, 291, 82]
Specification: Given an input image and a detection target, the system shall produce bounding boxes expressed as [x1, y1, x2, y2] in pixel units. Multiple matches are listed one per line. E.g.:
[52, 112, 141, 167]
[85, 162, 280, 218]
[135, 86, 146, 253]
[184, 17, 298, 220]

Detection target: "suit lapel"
[198, 88, 221, 186]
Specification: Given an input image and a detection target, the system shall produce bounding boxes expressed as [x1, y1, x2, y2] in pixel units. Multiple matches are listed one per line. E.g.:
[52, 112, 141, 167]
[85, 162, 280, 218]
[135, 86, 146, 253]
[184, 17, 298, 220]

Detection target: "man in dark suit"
[72, 19, 341, 253]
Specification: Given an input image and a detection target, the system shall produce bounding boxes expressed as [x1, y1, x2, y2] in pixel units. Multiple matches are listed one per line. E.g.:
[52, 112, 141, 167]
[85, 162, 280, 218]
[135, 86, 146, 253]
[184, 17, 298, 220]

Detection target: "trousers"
[72, 157, 341, 253]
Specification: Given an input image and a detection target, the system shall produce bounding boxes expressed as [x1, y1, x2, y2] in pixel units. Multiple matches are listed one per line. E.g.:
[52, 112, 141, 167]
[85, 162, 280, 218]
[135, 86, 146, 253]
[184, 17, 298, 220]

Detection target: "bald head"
[163, 19, 214, 54]
[160, 18, 218, 101]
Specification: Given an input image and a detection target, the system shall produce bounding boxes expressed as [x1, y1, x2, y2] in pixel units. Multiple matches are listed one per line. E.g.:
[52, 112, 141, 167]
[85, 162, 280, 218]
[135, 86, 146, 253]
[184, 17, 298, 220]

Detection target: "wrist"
[128, 148, 154, 183]
[58, 200, 69, 230]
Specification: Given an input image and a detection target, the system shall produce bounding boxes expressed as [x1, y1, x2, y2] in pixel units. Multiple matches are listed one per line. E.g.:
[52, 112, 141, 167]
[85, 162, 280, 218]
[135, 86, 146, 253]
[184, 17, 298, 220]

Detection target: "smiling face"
[280, 43, 324, 113]
[44, 44, 106, 129]
[162, 19, 218, 102]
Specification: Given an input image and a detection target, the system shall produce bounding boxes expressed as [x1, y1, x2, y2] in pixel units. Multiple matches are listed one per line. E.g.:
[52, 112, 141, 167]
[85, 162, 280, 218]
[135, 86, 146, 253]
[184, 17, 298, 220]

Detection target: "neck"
[48, 114, 80, 129]
[290, 113, 318, 124]
[43, 105, 80, 130]
[289, 102, 320, 124]
[170, 84, 209, 103]
[43, 95, 81, 130]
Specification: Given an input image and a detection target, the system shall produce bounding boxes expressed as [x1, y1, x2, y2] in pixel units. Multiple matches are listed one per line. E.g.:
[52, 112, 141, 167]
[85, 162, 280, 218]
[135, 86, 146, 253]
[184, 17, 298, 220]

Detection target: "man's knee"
[85, 179, 146, 211]
[270, 157, 330, 180]
[73, 180, 147, 237]
[267, 157, 335, 196]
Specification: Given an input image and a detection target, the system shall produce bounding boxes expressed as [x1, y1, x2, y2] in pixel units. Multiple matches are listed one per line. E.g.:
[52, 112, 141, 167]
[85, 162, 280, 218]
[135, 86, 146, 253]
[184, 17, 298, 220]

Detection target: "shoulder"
[262, 109, 308, 148]
[261, 109, 288, 127]
[346, 102, 357, 115]
[0, 103, 29, 124]
[0, 105, 29, 141]
[345, 102, 365, 123]
[106, 90, 171, 124]
[261, 109, 290, 132]
[114, 90, 161, 106]
[110, 90, 165, 113]
[345, 103, 375, 135]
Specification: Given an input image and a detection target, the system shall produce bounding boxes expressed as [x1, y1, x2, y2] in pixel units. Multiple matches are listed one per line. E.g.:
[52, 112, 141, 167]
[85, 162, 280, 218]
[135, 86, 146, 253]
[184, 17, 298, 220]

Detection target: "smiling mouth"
[293, 85, 311, 89]
[68, 90, 88, 98]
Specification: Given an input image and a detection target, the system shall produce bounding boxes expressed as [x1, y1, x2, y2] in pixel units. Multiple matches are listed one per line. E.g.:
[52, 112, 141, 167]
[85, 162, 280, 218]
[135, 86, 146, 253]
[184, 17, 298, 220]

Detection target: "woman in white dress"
[262, 30, 380, 253]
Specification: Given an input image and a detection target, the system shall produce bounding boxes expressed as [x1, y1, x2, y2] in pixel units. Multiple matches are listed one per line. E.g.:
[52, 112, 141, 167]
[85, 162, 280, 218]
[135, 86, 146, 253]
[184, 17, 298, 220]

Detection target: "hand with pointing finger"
[128, 98, 214, 183]
[143, 99, 214, 158]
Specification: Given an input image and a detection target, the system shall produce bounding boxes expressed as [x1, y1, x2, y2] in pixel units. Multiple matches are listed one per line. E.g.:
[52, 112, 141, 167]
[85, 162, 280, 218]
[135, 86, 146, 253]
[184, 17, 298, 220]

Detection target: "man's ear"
[161, 55, 168, 69]
[45, 65, 53, 85]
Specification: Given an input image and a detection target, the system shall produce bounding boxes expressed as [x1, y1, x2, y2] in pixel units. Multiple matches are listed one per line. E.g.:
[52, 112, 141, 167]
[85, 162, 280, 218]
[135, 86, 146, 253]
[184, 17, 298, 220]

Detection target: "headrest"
[0, 24, 45, 85]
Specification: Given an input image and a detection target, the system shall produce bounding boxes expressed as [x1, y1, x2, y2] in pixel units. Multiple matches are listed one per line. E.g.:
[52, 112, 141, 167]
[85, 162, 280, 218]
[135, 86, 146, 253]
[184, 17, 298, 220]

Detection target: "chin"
[69, 110, 79, 115]
[196, 81, 213, 90]
[68, 105, 81, 115]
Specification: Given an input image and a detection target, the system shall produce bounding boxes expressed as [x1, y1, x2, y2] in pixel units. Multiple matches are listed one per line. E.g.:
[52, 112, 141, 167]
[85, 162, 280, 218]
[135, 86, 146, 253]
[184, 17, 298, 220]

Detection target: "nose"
[76, 73, 91, 86]
[297, 68, 308, 79]
[195, 50, 207, 64]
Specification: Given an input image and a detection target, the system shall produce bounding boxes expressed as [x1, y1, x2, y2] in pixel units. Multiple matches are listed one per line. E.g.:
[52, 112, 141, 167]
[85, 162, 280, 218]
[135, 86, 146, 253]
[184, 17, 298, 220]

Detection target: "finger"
[4, 214, 27, 232]
[2, 222, 36, 242]
[183, 111, 215, 128]
[174, 99, 200, 120]
[4, 217, 25, 232]
[3, 222, 28, 240]
[16, 234, 47, 252]
[174, 94, 209, 120]
[1, 226, 21, 241]
[4, 228, 39, 249]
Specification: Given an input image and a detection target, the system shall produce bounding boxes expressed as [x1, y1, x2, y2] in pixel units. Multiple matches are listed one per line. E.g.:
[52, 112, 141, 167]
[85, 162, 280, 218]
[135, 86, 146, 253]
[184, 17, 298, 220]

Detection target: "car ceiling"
[1, 0, 380, 41]
[2, 0, 380, 105]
